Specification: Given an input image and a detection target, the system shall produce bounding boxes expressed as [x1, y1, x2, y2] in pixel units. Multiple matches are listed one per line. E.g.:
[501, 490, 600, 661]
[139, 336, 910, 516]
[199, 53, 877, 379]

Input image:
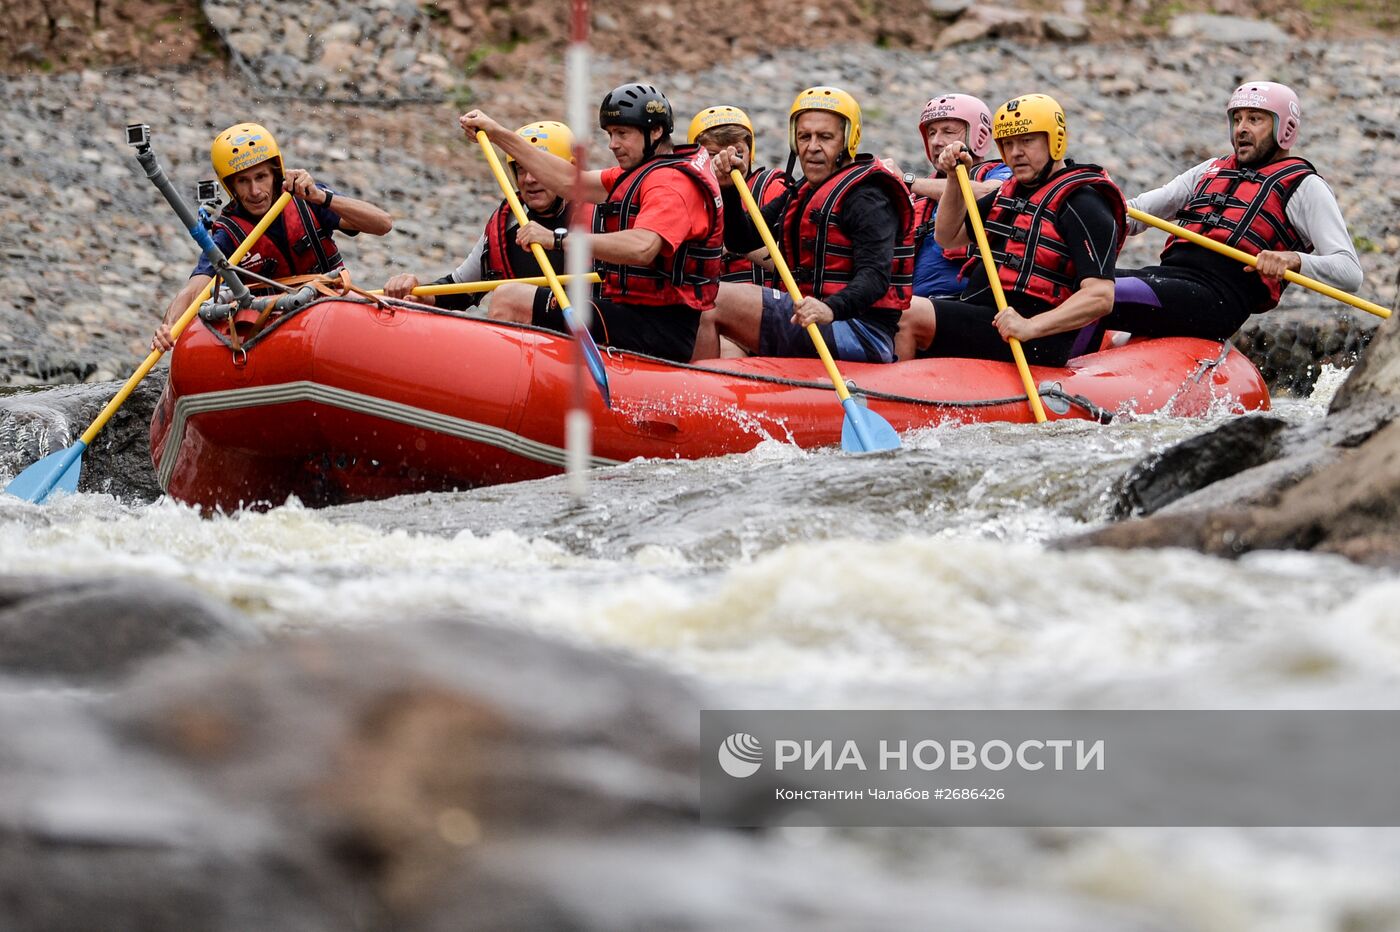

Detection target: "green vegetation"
[1354, 234, 1379, 254]
[451, 83, 475, 112]
[462, 38, 525, 76]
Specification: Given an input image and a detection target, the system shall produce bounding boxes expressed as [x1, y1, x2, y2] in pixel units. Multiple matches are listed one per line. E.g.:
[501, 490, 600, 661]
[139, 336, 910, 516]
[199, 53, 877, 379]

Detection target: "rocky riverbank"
[1, 35, 1396, 391]
[1073, 304, 1400, 566]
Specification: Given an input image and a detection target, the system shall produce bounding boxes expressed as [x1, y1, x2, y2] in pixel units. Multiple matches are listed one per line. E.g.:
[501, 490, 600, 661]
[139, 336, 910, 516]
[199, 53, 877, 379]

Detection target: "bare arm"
[932, 147, 975, 249]
[283, 168, 392, 235]
[322, 193, 392, 235]
[590, 229, 664, 266]
[994, 278, 1115, 342]
[517, 222, 663, 266]
[459, 110, 609, 204]
[152, 273, 213, 351]
[911, 176, 999, 202]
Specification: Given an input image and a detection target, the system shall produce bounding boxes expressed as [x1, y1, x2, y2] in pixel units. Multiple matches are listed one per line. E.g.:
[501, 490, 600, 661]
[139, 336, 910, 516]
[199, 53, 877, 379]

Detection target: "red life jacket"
[913, 160, 1007, 265]
[965, 162, 1127, 308]
[781, 155, 916, 310]
[1163, 154, 1316, 309]
[480, 198, 572, 281]
[721, 166, 791, 285]
[592, 145, 725, 310]
[215, 198, 342, 280]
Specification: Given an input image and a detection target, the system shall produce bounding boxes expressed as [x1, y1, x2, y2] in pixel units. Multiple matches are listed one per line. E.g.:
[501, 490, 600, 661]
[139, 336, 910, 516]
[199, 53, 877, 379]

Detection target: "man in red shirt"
[460, 83, 724, 363]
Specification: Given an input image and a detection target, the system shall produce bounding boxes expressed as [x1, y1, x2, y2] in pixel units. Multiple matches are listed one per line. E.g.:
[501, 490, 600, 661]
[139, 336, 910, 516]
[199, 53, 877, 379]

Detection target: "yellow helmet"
[788, 86, 861, 160]
[210, 122, 283, 197]
[991, 94, 1067, 161]
[508, 121, 575, 165]
[688, 104, 755, 145]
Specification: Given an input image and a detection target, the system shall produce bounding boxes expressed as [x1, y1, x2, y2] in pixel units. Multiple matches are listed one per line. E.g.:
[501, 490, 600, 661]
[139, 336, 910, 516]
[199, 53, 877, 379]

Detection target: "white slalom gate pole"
[565, 0, 592, 498]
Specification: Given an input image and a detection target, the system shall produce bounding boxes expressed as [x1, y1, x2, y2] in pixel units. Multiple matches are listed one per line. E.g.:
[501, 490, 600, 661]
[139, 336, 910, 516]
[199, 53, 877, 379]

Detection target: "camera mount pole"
[126, 123, 254, 309]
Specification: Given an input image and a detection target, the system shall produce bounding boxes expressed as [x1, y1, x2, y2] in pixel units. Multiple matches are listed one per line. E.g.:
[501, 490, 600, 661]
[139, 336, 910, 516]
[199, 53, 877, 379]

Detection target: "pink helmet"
[1226, 81, 1301, 150]
[918, 93, 994, 161]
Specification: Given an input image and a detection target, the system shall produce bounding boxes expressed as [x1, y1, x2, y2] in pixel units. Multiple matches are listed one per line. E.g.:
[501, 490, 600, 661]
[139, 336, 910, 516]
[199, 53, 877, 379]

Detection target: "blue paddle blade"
[560, 306, 612, 409]
[5, 441, 86, 503]
[839, 398, 901, 453]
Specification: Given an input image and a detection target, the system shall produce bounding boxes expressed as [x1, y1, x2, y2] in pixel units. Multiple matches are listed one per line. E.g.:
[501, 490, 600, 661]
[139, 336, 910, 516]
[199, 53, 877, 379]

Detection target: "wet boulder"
[1073, 313, 1400, 566]
[0, 370, 166, 503]
[0, 574, 259, 682]
[0, 614, 1171, 931]
[1109, 414, 1289, 518]
[1233, 306, 1377, 396]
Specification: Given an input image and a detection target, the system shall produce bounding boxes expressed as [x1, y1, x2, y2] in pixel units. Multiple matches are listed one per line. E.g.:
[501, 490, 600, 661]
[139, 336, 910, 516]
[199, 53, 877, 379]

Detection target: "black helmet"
[599, 83, 674, 135]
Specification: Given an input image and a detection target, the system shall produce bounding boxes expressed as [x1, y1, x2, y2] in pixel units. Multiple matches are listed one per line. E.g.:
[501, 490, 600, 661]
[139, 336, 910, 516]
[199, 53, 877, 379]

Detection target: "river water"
[3, 365, 1399, 929]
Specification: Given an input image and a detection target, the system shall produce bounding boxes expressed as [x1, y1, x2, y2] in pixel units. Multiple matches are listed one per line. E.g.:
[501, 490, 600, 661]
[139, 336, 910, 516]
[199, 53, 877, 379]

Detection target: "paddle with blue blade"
[476, 131, 612, 409]
[728, 167, 900, 452]
[6, 129, 294, 504]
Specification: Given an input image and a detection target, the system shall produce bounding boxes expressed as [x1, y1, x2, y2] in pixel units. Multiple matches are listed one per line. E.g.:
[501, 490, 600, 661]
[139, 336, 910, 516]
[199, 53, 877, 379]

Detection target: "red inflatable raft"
[150, 296, 1269, 509]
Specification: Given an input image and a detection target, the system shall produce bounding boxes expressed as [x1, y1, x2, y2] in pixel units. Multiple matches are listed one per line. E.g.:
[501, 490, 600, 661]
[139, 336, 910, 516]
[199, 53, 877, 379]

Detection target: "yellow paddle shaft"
[956, 163, 1048, 423]
[1128, 206, 1391, 320]
[79, 191, 294, 446]
[368, 272, 601, 297]
[729, 168, 854, 404]
[476, 131, 574, 313]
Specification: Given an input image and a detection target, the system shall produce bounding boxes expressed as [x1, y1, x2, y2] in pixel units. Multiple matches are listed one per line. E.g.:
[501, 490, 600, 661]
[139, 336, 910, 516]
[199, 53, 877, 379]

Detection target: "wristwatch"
[553, 227, 568, 251]
[902, 172, 918, 187]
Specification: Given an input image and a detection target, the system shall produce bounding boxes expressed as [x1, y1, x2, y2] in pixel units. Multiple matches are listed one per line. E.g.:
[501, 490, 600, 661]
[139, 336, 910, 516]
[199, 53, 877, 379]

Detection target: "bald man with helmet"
[152, 121, 392, 351]
[697, 86, 915, 363]
[384, 121, 579, 310]
[1109, 81, 1362, 340]
[919, 93, 1126, 366]
[905, 94, 1012, 299]
[892, 93, 1012, 360]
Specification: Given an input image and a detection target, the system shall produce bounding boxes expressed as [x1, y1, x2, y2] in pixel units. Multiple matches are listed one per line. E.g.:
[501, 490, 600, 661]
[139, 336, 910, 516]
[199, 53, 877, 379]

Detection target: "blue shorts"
[757, 289, 896, 364]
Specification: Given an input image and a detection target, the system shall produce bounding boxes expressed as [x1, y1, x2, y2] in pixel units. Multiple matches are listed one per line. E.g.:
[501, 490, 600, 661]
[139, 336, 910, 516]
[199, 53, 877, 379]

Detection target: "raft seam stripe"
[157, 380, 622, 491]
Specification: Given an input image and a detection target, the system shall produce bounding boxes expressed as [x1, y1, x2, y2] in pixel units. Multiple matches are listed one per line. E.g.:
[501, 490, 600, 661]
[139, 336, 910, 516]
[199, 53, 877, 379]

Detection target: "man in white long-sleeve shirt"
[1107, 81, 1362, 340]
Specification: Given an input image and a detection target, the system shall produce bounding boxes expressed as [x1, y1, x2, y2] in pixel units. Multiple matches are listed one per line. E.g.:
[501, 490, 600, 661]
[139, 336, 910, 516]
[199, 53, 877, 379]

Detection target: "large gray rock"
[1167, 14, 1289, 42]
[1043, 14, 1090, 41]
[1109, 414, 1289, 518]
[0, 614, 1172, 931]
[1234, 307, 1378, 396]
[1069, 313, 1400, 566]
[0, 575, 260, 681]
[1, 372, 166, 502]
[1329, 304, 1400, 421]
